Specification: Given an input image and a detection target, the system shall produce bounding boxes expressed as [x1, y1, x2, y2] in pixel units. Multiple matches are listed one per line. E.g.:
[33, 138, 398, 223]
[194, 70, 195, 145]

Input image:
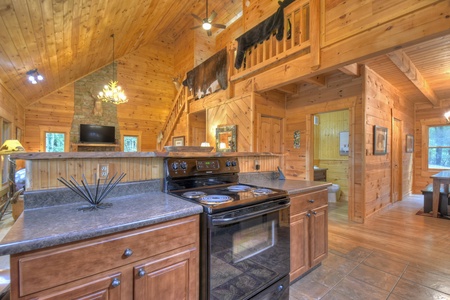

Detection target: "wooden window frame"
[420, 118, 449, 172]
[39, 126, 70, 152]
[121, 130, 142, 152]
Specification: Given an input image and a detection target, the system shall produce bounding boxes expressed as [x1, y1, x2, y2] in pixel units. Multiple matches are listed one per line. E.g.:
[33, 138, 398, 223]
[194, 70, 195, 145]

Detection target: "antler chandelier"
[97, 34, 128, 104]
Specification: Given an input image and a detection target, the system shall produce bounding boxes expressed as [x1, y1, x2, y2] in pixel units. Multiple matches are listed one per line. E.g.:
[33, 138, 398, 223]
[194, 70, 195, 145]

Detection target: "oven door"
[207, 198, 290, 300]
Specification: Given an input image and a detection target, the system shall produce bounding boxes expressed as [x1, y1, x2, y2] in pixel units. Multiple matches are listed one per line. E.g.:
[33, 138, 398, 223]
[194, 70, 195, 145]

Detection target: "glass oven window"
[209, 208, 289, 300]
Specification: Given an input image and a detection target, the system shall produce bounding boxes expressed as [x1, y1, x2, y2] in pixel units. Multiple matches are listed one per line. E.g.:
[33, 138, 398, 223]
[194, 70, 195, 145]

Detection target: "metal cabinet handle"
[306, 212, 311, 217]
[123, 248, 133, 257]
[111, 277, 121, 287]
[138, 268, 146, 277]
[312, 210, 317, 215]
[308, 199, 315, 203]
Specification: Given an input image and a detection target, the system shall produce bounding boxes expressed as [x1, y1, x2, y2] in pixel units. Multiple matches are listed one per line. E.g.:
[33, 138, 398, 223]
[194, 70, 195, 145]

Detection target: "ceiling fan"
[191, 0, 226, 36]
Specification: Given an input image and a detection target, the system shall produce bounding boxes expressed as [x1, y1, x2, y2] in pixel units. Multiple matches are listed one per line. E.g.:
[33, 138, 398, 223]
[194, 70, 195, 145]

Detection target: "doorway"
[311, 110, 350, 215]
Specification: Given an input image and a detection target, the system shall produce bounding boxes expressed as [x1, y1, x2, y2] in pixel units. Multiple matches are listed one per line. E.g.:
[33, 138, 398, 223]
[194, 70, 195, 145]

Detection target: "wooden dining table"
[431, 171, 450, 218]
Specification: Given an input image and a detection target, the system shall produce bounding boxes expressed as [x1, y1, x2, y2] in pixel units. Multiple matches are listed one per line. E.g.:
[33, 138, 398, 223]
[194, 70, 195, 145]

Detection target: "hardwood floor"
[290, 194, 450, 299]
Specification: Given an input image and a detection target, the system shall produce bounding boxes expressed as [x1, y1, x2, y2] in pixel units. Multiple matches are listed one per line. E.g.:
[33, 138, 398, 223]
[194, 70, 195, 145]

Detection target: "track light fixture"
[26, 69, 44, 84]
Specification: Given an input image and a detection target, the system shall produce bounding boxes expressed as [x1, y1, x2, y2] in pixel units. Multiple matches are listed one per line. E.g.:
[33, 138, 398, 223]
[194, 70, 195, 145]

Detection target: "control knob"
[180, 161, 188, 170]
[225, 160, 232, 167]
[171, 162, 179, 170]
[231, 160, 237, 167]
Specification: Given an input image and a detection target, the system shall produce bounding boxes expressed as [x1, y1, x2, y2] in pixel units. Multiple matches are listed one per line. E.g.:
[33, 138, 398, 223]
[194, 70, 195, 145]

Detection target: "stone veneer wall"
[70, 63, 121, 145]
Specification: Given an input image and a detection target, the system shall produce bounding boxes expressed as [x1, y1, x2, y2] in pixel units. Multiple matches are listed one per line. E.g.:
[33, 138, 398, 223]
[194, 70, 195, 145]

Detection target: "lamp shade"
[0, 140, 25, 154]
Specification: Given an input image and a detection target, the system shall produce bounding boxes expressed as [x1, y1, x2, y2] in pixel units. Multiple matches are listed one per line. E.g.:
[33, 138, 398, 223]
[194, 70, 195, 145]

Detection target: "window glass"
[124, 136, 138, 152]
[428, 125, 450, 169]
[46, 133, 65, 152]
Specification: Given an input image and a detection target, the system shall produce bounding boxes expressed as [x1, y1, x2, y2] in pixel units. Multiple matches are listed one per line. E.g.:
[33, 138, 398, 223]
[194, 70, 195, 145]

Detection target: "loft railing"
[230, 0, 312, 81]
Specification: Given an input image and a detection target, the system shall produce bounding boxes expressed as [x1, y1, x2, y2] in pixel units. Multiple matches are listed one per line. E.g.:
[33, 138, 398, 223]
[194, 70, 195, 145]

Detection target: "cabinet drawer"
[290, 190, 327, 215]
[14, 215, 199, 297]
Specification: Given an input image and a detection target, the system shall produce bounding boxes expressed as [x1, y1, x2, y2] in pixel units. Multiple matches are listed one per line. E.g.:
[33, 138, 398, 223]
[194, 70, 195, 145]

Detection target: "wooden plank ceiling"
[0, 0, 449, 109]
[0, 0, 242, 107]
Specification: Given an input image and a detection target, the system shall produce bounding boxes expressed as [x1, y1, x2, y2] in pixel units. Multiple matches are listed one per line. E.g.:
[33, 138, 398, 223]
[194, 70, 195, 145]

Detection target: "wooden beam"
[338, 63, 360, 76]
[387, 50, 440, 106]
[302, 75, 326, 87]
[276, 83, 298, 94]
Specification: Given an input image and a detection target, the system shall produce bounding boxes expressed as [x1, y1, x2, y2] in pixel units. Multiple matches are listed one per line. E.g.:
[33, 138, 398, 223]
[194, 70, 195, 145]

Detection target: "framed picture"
[373, 125, 388, 155]
[172, 136, 185, 146]
[339, 131, 349, 156]
[406, 134, 414, 153]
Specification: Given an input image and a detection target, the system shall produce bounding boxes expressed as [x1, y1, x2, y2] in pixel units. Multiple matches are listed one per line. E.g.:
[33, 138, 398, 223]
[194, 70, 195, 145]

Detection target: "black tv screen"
[80, 124, 115, 143]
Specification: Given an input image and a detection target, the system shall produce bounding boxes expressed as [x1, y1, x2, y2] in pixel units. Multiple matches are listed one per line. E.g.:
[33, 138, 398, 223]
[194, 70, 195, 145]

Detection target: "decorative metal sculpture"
[57, 173, 126, 211]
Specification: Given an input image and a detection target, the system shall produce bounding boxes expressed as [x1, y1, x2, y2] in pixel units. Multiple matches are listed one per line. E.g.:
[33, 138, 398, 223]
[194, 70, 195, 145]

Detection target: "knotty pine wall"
[413, 100, 450, 194]
[363, 66, 414, 218]
[0, 84, 25, 143]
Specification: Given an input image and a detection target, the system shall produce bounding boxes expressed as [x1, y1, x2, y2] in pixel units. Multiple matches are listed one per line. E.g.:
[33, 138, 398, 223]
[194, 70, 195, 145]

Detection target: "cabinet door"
[290, 211, 309, 282]
[38, 273, 122, 300]
[134, 249, 198, 300]
[309, 205, 328, 267]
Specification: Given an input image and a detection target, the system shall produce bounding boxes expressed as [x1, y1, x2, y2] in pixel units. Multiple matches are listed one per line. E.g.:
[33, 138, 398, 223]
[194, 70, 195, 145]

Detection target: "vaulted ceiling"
[0, 0, 449, 110]
[0, 0, 242, 107]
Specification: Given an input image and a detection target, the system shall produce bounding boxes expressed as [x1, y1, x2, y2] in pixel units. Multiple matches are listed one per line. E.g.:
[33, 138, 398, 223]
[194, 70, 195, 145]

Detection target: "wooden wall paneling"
[243, 0, 280, 32]
[216, 17, 244, 52]
[117, 41, 174, 151]
[362, 66, 414, 219]
[24, 85, 74, 152]
[322, 0, 443, 47]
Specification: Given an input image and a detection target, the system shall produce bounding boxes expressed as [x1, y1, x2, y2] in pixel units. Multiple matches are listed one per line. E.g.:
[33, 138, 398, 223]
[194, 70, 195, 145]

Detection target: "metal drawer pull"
[312, 211, 317, 215]
[138, 268, 146, 277]
[123, 248, 133, 257]
[306, 212, 311, 217]
[111, 278, 121, 287]
[308, 199, 315, 203]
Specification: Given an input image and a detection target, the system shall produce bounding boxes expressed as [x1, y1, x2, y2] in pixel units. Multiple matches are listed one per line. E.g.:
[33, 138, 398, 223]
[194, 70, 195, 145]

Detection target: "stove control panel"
[165, 157, 240, 177]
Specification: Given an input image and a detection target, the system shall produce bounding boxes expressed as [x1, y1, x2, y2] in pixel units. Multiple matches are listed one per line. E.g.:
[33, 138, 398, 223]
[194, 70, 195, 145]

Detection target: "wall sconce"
[26, 69, 44, 84]
[445, 111, 450, 122]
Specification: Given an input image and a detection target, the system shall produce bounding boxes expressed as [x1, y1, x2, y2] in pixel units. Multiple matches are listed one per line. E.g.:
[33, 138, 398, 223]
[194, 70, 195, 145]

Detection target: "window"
[428, 125, 450, 169]
[45, 132, 65, 152]
[124, 136, 138, 152]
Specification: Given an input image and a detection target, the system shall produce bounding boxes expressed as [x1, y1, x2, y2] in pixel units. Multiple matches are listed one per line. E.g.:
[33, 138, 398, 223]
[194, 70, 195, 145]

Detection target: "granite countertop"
[0, 191, 203, 256]
[239, 174, 331, 195]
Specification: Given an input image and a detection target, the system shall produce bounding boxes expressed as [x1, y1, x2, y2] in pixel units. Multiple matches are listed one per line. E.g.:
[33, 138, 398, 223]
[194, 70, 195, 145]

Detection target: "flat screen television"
[80, 124, 115, 143]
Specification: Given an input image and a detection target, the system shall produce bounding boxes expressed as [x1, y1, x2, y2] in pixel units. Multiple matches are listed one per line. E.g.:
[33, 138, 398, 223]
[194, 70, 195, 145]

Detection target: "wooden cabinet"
[313, 168, 327, 181]
[289, 189, 328, 282]
[10, 215, 199, 300]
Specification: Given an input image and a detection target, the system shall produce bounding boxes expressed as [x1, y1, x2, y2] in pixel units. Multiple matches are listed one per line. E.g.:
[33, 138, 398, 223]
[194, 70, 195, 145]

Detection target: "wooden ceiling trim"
[302, 75, 326, 86]
[387, 50, 440, 107]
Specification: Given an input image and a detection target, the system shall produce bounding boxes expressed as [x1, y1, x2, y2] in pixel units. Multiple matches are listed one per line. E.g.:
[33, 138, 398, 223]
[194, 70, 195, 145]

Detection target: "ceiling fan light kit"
[191, 0, 226, 36]
[26, 69, 44, 84]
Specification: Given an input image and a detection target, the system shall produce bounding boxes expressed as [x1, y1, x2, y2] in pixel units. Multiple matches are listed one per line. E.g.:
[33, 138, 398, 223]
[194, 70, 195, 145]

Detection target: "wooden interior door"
[392, 118, 402, 202]
[259, 115, 282, 152]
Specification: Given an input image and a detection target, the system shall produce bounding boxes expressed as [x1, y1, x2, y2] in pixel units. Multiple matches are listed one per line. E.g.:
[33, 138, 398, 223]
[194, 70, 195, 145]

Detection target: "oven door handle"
[211, 202, 290, 226]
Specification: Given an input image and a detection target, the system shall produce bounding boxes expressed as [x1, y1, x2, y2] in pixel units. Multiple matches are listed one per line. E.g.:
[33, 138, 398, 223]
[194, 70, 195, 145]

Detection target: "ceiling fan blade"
[191, 13, 203, 23]
[211, 23, 226, 29]
[191, 25, 203, 30]
[208, 10, 217, 23]
[207, 30, 212, 36]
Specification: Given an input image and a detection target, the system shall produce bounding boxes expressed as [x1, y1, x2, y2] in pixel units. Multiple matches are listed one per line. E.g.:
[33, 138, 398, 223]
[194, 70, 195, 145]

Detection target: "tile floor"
[2, 198, 450, 299]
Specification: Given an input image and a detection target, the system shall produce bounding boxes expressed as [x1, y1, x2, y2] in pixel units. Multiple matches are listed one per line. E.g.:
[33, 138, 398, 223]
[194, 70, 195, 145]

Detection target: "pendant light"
[97, 34, 127, 104]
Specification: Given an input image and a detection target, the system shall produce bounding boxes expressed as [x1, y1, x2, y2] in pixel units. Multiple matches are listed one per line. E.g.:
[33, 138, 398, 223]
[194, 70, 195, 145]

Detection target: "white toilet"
[327, 184, 340, 202]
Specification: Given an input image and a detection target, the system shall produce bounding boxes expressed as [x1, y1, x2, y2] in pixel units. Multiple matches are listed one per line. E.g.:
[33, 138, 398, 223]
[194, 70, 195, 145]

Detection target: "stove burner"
[253, 188, 275, 195]
[182, 191, 207, 199]
[200, 195, 233, 204]
[227, 185, 251, 192]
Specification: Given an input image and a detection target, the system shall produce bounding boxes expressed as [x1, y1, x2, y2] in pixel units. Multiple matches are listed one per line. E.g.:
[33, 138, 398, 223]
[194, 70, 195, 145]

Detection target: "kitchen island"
[0, 183, 203, 299]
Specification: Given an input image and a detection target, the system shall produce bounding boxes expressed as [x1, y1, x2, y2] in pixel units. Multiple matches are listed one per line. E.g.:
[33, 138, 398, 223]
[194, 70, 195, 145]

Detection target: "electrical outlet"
[98, 163, 109, 179]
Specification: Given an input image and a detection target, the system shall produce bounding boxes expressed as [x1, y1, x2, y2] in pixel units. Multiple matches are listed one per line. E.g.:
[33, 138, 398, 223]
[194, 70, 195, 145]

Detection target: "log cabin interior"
[0, 0, 450, 299]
